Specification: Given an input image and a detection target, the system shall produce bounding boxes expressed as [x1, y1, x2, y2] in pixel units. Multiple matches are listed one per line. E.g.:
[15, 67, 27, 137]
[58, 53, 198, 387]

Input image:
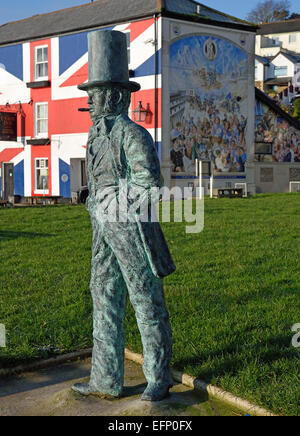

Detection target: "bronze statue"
[72, 30, 175, 401]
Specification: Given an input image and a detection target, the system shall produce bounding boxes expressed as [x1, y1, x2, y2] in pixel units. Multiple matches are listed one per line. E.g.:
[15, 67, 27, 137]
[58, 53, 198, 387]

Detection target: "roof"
[255, 55, 270, 65]
[265, 77, 293, 85]
[275, 50, 300, 64]
[255, 87, 300, 130]
[0, 0, 257, 47]
[257, 18, 300, 35]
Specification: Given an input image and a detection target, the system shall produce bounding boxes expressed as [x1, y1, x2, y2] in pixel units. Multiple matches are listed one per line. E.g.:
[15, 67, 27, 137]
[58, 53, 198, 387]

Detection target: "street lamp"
[132, 101, 148, 122]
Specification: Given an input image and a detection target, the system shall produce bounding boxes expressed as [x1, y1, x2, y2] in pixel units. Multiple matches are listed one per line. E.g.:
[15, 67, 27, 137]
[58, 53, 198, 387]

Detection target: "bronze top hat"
[78, 30, 140, 92]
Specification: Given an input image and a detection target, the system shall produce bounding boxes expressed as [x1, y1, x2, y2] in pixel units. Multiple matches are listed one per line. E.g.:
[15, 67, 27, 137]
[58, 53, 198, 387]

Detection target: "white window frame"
[34, 45, 48, 81]
[289, 34, 297, 44]
[274, 66, 288, 77]
[34, 158, 49, 194]
[35, 102, 48, 138]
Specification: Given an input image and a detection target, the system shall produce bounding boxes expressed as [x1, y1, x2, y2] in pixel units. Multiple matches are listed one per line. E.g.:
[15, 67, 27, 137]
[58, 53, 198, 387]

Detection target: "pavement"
[0, 358, 243, 416]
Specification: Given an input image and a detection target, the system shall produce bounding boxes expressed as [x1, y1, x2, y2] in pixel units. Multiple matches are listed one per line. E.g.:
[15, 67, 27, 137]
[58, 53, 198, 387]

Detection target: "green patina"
[72, 30, 176, 402]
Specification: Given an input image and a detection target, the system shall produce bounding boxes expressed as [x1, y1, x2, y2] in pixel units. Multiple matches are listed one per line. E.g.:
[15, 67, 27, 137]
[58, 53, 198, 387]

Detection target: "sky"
[0, 0, 300, 26]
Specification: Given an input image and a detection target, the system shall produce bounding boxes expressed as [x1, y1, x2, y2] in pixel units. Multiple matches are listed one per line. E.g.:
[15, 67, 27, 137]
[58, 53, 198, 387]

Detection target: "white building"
[255, 19, 300, 103]
[256, 19, 300, 58]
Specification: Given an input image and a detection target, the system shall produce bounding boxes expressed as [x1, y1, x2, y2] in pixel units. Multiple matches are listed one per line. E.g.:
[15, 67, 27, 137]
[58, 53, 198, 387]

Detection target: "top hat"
[78, 30, 140, 92]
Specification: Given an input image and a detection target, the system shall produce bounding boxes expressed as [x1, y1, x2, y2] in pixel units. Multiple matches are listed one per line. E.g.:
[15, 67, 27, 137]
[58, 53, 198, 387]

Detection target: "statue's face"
[87, 88, 106, 121]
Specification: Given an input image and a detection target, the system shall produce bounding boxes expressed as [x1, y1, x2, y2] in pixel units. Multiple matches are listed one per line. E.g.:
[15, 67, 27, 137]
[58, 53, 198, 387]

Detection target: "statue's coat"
[86, 113, 176, 279]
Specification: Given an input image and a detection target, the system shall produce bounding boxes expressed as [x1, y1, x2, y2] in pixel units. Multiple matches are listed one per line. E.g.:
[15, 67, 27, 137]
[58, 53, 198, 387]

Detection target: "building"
[255, 19, 300, 105]
[255, 55, 271, 91]
[255, 49, 300, 102]
[0, 0, 299, 199]
[256, 19, 300, 58]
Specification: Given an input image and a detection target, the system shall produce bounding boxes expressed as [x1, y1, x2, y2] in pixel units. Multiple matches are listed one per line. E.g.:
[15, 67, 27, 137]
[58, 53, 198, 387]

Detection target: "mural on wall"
[255, 100, 300, 162]
[169, 35, 249, 174]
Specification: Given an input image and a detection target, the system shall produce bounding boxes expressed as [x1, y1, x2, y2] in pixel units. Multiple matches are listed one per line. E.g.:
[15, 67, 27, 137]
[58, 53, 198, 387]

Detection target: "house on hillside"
[255, 19, 300, 105]
[263, 50, 300, 103]
[256, 19, 300, 58]
[255, 55, 271, 91]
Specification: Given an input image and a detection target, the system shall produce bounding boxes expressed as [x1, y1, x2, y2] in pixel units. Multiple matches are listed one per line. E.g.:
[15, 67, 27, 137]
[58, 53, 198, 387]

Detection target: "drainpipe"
[154, 14, 158, 155]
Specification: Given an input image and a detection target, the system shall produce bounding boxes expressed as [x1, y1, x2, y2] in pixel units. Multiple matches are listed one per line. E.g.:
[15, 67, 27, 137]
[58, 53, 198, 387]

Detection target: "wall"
[271, 54, 295, 78]
[255, 97, 300, 192]
[255, 163, 300, 193]
[255, 60, 265, 82]
[0, 17, 162, 198]
[256, 32, 300, 57]
[162, 17, 255, 192]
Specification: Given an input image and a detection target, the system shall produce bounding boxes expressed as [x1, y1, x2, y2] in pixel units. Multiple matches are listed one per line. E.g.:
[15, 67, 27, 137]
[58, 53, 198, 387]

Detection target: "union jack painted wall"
[0, 17, 162, 199]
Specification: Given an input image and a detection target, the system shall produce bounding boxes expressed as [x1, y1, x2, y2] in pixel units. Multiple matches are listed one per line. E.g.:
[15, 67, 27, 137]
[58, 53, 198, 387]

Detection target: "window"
[35, 46, 48, 80]
[255, 65, 258, 80]
[289, 34, 297, 43]
[35, 103, 48, 138]
[34, 158, 49, 192]
[274, 66, 288, 77]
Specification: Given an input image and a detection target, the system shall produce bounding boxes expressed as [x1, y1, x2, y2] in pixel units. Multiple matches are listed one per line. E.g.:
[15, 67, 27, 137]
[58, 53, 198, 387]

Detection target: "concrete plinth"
[0, 358, 242, 416]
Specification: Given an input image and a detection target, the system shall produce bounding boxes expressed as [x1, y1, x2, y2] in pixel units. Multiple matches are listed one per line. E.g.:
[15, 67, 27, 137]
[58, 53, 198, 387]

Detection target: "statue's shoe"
[72, 383, 121, 400]
[141, 384, 170, 402]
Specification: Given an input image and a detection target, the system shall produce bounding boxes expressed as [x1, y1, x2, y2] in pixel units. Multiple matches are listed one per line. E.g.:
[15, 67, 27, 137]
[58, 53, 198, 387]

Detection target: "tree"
[246, 0, 291, 23]
[292, 98, 300, 120]
[289, 13, 300, 20]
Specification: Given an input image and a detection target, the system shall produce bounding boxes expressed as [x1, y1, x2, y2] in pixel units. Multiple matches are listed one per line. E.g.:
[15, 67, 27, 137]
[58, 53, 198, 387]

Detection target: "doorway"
[2, 163, 14, 200]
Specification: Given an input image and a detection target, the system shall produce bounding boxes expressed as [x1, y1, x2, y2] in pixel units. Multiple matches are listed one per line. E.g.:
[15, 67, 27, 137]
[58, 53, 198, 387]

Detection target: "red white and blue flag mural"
[0, 18, 162, 198]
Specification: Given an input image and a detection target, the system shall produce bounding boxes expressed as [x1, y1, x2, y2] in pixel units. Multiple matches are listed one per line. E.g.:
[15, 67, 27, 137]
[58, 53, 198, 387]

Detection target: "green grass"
[1, 194, 300, 415]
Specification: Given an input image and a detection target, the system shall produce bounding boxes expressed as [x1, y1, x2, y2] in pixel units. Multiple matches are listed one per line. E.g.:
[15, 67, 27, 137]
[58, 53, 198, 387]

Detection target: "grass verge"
[0, 194, 300, 415]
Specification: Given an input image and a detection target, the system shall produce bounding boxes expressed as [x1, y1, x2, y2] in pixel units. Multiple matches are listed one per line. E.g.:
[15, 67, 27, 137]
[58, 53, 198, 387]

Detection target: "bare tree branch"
[246, 0, 291, 23]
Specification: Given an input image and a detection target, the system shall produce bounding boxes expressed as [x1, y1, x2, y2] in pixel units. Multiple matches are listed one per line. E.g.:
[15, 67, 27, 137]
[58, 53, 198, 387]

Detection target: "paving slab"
[0, 358, 243, 416]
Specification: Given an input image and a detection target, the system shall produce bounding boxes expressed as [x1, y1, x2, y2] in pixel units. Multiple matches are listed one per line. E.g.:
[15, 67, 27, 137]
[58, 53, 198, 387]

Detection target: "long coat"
[86, 113, 176, 279]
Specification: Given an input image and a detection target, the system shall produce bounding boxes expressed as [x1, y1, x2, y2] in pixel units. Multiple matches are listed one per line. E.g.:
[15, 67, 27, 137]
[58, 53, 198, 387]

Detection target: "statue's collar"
[93, 114, 122, 138]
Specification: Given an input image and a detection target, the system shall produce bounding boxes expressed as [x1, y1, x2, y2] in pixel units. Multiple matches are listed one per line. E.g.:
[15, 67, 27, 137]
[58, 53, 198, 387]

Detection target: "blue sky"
[0, 0, 300, 26]
[208, 0, 300, 20]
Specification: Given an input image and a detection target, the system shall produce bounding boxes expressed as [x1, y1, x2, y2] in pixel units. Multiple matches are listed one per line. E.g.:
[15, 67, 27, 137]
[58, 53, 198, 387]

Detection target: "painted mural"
[255, 100, 300, 162]
[169, 35, 249, 174]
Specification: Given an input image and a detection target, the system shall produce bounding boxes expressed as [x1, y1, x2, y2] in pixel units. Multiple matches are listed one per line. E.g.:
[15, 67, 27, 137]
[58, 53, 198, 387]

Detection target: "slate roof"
[0, 0, 257, 47]
[257, 18, 300, 35]
[268, 49, 300, 64]
[280, 51, 300, 64]
[255, 55, 270, 65]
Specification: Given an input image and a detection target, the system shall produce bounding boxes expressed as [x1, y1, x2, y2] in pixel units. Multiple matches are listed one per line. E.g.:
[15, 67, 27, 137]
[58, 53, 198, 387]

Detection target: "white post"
[199, 160, 203, 200]
[195, 159, 198, 177]
[210, 174, 213, 198]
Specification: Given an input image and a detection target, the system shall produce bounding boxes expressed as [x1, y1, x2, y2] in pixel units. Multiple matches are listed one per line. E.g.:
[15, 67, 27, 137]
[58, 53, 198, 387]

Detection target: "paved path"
[0, 358, 242, 416]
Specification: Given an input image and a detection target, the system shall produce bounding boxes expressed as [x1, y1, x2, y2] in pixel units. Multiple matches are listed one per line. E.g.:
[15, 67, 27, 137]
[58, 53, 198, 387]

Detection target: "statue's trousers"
[89, 219, 173, 396]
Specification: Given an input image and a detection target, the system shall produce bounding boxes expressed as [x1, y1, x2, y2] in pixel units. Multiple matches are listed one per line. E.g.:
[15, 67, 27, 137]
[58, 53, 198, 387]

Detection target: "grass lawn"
[1, 194, 300, 415]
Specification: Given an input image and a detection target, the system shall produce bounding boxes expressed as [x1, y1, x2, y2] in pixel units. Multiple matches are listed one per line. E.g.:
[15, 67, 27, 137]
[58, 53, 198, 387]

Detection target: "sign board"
[201, 160, 212, 177]
[0, 112, 17, 141]
[255, 142, 273, 155]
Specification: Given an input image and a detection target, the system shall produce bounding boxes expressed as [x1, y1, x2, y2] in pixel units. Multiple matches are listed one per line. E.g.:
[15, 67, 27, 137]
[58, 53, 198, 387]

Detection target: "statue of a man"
[72, 30, 176, 401]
